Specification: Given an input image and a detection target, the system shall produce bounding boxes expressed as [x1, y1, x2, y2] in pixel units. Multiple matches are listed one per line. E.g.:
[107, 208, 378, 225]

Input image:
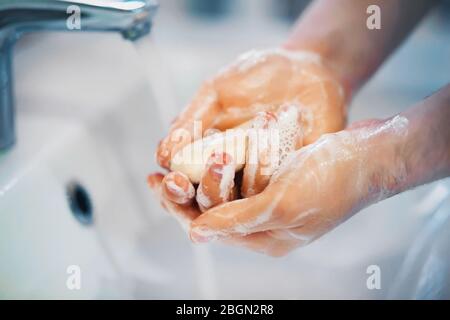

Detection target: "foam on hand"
[170, 103, 303, 185]
[170, 129, 247, 184]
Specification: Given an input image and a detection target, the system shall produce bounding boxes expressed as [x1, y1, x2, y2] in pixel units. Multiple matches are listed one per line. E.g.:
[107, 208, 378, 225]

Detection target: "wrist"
[356, 116, 411, 205]
[357, 85, 450, 205]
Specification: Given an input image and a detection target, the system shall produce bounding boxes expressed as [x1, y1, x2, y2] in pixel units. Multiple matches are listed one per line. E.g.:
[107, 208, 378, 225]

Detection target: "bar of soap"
[170, 129, 247, 183]
[169, 104, 302, 184]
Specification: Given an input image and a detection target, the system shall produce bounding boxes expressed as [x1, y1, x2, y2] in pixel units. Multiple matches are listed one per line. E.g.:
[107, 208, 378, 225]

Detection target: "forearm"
[366, 85, 450, 203]
[400, 85, 450, 189]
[283, 0, 437, 95]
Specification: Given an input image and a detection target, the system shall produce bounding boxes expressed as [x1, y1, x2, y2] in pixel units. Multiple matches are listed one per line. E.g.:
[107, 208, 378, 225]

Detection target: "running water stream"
[133, 37, 179, 130]
[133, 36, 218, 299]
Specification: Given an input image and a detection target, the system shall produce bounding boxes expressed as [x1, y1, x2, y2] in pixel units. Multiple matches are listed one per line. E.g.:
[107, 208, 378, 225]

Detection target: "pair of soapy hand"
[148, 48, 405, 256]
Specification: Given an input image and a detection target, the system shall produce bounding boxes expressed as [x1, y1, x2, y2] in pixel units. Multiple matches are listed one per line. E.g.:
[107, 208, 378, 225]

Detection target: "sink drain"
[66, 181, 93, 225]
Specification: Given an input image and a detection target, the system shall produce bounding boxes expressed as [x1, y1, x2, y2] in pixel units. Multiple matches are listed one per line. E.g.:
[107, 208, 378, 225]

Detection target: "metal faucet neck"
[0, 0, 158, 150]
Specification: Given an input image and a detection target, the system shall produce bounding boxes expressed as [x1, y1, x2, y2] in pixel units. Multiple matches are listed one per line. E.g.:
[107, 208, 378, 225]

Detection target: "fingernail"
[209, 163, 224, 181]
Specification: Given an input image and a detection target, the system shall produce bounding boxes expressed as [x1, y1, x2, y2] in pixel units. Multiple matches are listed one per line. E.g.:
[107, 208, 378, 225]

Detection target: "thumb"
[189, 189, 280, 243]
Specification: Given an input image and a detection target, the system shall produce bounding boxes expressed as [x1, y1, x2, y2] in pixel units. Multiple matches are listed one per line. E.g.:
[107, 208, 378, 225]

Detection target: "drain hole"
[66, 182, 93, 225]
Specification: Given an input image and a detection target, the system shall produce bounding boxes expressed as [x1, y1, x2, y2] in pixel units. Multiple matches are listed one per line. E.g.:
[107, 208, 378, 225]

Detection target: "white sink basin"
[1, 32, 449, 299]
[0, 33, 201, 299]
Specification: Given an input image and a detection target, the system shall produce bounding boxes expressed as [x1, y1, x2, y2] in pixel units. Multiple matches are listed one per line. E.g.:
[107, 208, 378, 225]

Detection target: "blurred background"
[153, 0, 450, 117]
[0, 0, 449, 299]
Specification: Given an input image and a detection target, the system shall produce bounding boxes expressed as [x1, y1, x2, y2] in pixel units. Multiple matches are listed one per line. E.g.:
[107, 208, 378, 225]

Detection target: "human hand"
[149, 47, 349, 253]
[156, 48, 347, 169]
[186, 116, 410, 256]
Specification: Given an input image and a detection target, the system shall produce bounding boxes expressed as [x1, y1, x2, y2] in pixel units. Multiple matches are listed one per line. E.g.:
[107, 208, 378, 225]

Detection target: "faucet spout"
[0, 0, 158, 150]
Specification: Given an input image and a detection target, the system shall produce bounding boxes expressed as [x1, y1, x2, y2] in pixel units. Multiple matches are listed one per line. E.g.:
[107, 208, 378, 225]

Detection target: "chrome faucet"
[0, 0, 158, 150]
